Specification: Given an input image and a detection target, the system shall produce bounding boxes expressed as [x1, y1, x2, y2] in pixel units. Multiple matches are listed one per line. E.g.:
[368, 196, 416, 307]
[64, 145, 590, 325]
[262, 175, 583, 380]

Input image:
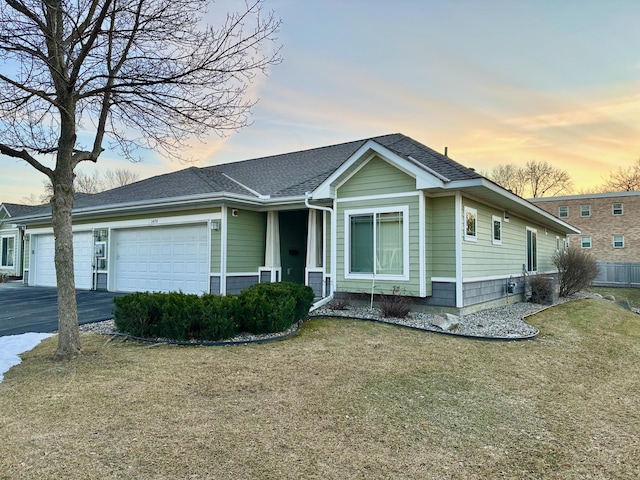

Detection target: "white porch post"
[263, 211, 281, 282]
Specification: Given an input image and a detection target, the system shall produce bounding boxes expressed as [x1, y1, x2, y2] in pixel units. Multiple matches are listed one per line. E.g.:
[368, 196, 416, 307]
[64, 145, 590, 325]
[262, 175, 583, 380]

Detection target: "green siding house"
[2, 134, 579, 313]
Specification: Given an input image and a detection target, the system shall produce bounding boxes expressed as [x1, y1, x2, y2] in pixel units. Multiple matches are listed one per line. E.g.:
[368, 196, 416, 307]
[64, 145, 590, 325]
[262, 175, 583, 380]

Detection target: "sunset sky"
[3, 0, 640, 203]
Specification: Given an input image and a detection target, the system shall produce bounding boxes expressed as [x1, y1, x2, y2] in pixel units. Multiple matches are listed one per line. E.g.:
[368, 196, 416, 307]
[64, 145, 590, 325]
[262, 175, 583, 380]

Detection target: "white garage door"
[33, 232, 93, 289]
[115, 224, 209, 294]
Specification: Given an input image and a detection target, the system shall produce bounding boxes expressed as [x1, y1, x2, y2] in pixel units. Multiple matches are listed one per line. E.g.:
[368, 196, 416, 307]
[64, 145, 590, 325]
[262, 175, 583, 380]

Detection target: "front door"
[279, 210, 308, 284]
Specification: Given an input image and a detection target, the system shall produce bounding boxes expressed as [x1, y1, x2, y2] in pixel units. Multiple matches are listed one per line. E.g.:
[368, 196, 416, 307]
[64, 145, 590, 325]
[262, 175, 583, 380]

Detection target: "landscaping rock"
[604, 294, 616, 301]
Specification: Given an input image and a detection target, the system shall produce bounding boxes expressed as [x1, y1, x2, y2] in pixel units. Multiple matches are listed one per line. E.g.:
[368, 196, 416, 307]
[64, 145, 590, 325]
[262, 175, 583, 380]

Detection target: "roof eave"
[441, 178, 581, 234]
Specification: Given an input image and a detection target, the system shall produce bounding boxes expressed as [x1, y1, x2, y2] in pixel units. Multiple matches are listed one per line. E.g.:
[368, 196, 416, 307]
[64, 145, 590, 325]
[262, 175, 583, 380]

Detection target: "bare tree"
[0, 0, 281, 357]
[485, 160, 573, 198]
[602, 159, 640, 191]
[41, 168, 140, 200]
[525, 160, 573, 198]
[484, 164, 528, 196]
[103, 168, 140, 190]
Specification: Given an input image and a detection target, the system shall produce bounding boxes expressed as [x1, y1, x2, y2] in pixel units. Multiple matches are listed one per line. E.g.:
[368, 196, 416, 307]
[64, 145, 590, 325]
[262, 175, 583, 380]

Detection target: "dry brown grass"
[1, 298, 639, 479]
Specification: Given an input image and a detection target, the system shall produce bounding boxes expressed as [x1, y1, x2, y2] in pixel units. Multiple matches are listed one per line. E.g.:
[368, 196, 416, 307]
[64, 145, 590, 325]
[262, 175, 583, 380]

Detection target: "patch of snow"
[0, 333, 55, 383]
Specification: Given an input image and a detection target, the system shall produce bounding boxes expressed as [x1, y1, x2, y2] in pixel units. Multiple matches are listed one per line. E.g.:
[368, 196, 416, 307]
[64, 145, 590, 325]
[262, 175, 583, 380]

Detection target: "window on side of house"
[581, 236, 592, 248]
[1, 236, 15, 268]
[491, 215, 502, 245]
[346, 206, 408, 279]
[526, 227, 537, 272]
[612, 203, 623, 215]
[613, 235, 624, 248]
[464, 206, 477, 242]
[580, 205, 591, 217]
[558, 205, 569, 218]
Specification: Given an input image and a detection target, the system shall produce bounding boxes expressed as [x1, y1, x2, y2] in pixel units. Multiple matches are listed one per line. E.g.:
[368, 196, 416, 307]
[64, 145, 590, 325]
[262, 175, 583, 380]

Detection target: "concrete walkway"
[0, 282, 124, 336]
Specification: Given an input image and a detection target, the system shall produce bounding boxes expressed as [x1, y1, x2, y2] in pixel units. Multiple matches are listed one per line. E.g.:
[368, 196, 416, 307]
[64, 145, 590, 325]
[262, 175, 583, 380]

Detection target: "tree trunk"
[52, 118, 81, 358]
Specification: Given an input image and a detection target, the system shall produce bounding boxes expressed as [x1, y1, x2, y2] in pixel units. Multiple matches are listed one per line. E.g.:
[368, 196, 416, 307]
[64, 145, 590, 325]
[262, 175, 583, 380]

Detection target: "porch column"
[262, 211, 281, 282]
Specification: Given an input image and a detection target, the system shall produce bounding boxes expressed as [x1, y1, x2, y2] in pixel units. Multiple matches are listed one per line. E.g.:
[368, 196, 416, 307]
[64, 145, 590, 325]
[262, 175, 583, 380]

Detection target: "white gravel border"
[80, 292, 617, 343]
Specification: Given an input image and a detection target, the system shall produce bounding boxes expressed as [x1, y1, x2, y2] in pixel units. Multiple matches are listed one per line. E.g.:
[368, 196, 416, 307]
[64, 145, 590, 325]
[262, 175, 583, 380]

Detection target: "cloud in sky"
[3, 0, 640, 202]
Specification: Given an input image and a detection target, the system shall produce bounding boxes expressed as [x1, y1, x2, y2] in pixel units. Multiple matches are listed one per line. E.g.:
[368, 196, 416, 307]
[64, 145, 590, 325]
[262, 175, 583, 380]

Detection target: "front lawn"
[1, 298, 638, 479]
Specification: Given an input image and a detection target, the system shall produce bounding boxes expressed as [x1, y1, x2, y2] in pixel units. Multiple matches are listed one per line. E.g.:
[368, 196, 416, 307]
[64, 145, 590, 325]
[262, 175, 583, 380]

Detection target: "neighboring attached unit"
[3, 134, 579, 313]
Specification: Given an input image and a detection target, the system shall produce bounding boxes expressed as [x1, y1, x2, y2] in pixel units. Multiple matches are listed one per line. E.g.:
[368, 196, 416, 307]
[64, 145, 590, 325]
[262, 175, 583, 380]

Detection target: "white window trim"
[581, 236, 592, 249]
[1, 235, 16, 268]
[526, 227, 537, 273]
[558, 205, 569, 218]
[613, 235, 624, 248]
[344, 205, 410, 281]
[491, 215, 502, 246]
[612, 203, 623, 216]
[464, 206, 478, 242]
[580, 205, 591, 217]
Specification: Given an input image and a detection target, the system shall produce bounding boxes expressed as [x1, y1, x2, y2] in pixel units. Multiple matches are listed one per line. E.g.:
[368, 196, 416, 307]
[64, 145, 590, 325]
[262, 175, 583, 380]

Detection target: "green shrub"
[114, 292, 163, 338]
[196, 295, 239, 341]
[237, 282, 314, 334]
[529, 276, 554, 305]
[113, 282, 313, 341]
[553, 247, 599, 297]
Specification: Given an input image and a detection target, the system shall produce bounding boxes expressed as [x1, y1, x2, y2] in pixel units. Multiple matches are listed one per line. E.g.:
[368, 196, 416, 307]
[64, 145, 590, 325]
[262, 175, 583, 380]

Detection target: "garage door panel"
[115, 225, 208, 294]
[33, 232, 93, 289]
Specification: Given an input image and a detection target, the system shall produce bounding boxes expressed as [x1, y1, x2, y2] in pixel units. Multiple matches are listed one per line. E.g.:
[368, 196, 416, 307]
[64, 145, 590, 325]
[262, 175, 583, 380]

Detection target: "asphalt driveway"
[0, 282, 125, 336]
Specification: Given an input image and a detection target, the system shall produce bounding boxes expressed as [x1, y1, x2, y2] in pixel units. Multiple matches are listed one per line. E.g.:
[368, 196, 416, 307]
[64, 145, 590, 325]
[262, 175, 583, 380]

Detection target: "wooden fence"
[593, 262, 640, 287]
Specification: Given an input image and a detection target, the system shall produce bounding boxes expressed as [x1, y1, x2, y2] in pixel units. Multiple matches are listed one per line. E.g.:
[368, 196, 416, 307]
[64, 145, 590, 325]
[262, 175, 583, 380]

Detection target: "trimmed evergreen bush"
[113, 282, 314, 341]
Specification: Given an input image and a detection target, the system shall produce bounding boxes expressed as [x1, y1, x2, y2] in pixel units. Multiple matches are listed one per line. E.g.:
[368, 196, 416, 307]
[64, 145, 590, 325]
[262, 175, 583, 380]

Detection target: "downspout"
[305, 192, 335, 301]
[455, 192, 463, 309]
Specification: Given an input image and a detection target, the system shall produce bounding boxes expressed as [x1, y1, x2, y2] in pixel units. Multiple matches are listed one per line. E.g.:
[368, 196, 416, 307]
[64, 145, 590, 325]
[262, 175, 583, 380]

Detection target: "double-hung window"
[558, 206, 568, 218]
[1, 236, 15, 268]
[613, 235, 624, 248]
[580, 205, 591, 217]
[345, 206, 409, 280]
[581, 236, 592, 248]
[612, 203, 623, 216]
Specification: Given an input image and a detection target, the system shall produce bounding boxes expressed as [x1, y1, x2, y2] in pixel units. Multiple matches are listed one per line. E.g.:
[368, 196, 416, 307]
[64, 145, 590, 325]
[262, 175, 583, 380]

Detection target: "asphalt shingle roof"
[1, 203, 45, 218]
[7, 133, 482, 219]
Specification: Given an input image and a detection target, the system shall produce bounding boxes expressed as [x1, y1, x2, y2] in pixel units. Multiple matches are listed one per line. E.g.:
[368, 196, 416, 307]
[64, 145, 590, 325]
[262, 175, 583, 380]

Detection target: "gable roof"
[0, 203, 44, 219]
[4, 133, 578, 234]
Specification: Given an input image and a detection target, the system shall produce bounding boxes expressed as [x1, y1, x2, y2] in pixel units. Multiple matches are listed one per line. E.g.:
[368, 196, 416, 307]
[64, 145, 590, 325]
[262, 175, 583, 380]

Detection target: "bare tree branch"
[0, 0, 281, 357]
[485, 160, 573, 198]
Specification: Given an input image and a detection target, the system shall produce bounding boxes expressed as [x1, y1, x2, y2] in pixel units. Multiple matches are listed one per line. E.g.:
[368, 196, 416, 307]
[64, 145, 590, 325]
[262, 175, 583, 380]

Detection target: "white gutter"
[11, 192, 311, 224]
[444, 178, 580, 234]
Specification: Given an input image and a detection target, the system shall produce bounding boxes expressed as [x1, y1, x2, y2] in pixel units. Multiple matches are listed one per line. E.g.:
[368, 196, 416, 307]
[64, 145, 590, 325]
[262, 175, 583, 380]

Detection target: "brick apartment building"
[530, 191, 640, 263]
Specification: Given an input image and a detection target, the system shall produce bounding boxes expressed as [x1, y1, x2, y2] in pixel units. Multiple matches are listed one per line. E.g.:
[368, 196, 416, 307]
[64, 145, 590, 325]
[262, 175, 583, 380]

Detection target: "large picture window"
[1, 236, 15, 268]
[345, 206, 409, 279]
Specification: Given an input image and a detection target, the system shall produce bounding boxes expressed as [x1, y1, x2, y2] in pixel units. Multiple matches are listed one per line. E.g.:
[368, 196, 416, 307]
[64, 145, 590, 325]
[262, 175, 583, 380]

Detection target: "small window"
[580, 205, 591, 217]
[492, 215, 502, 245]
[613, 235, 624, 248]
[558, 206, 569, 218]
[612, 203, 623, 216]
[581, 236, 592, 248]
[464, 207, 477, 242]
[556, 236, 561, 252]
[526, 228, 537, 272]
[1, 236, 15, 268]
